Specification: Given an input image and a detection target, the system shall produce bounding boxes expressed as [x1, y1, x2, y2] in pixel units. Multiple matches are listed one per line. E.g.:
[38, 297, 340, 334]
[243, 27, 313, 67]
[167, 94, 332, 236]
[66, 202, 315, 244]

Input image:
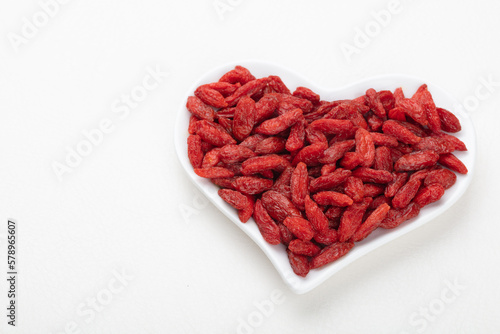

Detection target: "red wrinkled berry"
[253, 199, 281, 245]
[187, 134, 203, 168]
[413, 183, 445, 207]
[310, 241, 354, 269]
[289, 239, 321, 257]
[287, 249, 310, 277]
[438, 153, 468, 174]
[186, 96, 215, 121]
[304, 195, 330, 233]
[394, 150, 440, 172]
[353, 203, 390, 242]
[283, 216, 315, 241]
[291, 162, 309, 210]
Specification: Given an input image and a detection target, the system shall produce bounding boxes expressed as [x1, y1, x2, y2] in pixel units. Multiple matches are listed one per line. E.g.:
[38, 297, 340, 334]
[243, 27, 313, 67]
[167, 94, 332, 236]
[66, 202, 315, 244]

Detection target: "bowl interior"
[174, 60, 476, 294]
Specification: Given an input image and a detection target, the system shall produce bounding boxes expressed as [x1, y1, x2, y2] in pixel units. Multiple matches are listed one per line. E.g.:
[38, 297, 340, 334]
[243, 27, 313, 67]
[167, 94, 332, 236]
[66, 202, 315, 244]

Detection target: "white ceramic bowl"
[174, 60, 476, 294]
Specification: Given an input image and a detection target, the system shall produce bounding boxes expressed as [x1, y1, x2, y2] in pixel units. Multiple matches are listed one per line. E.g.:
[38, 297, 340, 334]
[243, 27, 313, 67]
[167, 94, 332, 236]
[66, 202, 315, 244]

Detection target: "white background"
[1, 0, 499, 333]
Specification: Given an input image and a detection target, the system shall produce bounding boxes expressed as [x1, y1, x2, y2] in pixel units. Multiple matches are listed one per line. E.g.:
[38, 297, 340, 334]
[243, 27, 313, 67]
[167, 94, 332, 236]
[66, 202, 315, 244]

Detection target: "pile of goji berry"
[186, 66, 468, 277]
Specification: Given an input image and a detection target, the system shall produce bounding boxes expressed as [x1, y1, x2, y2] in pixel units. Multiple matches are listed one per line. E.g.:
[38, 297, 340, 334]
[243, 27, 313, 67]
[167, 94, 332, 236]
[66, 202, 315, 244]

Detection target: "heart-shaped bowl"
[174, 60, 476, 294]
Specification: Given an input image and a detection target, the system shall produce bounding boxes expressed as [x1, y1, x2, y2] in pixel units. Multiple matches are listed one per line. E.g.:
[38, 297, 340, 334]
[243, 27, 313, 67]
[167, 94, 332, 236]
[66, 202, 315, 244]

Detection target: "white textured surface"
[0, 0, 499, 333]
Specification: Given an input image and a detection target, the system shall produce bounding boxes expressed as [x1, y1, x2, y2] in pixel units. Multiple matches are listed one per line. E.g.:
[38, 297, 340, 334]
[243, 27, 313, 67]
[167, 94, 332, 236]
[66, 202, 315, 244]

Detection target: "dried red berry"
[437, 107, 461, 133]
[194, 167, 235, 179]
[352, 203, 390, 242]
[355, 127, 375, 167]
[293, 86, 320, 105]
[304, 195, 330, 233]
[186, 96, 215, 121]
[291, 162, 309, 210]
[313, 191, 353, 207]
[392, 178, 421, 209]
[309, 169, 352, 193]
[394, 150, 440, 172]
[379, 202, 421, 229]
[232, 176, 273, 195]
[261, 190, 301, 222]
[288, 239, 321, 257]
[438, 153, 468, 174]
[187, 134, 203, 168]
[382, 120, 422, 145]
[195, 86, 228, 108]
[233, 96, 256, 142]
[196, 120, 236, 147]
[287, 249, 310, 277]
[283, 216, 315, 241]
[338, 198, 372, 242]
[219, 145, 256, 164]
[310, 241, 354, 269]
[344, 176, 364, 202]
[413, 183, 445, 207]
[424, 168, 457, 189]
[253, 199, 281, 245]
[255, 108, 303, 136]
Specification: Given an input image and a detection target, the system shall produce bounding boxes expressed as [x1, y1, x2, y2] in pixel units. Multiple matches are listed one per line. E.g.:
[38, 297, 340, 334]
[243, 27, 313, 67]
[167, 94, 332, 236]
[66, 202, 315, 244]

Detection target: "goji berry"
[186, 96, 215, 121]
[219, 144, 256, 164]
[392, 178, 421, 209]
[255, 108, 303, 136]
[424, 168, 457, 189]
[286, 118, 306, 152]
[261, 190, 301, 222]
[394, 150, 439, 172]
[310, 241, 354, 269]
[253, 199, 281, 245]
[195, 167, 235, 179]
[384, 172, 409, 198]
[291, 162, 309, 210]
[379, 202, 421, 229]
[313, 191, 353, 207]
[187, 134, 203, 168]
[202, 148, 221, 168]
[233, 96, 256, 142]
[352, 167, 394, 184]
[232, 176, 273, 195]
[437, 107, 461, 133]
[219, 65, 256, 85]
[195, 86, 228, 108]
[304, 195, 330, 233]
[438, 153, 468, 174]
[374, 146, 393, 172]
[241, 155, 290, 175]
[413, 183, 445, 207]
[283, 216, 315, 241]
[287, 249, 310, 277]
[255, 137, 287, 155]
[366, 88, 386, 118]
[196, 120, 236, 147]
[338, 152, 362, 170]
[338, 197, 372, 242]
[352, 203, 390, 242]
[382, 120, 422, 145]
[293, 86, 321, 105]
[355, 127, 375, 167]
[309, 169, 352, 193]
[319, 140, 355, 165]
[289, 239, 321, 257]
[313, 228, 340, 246]
[344, 176, 364, 202]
